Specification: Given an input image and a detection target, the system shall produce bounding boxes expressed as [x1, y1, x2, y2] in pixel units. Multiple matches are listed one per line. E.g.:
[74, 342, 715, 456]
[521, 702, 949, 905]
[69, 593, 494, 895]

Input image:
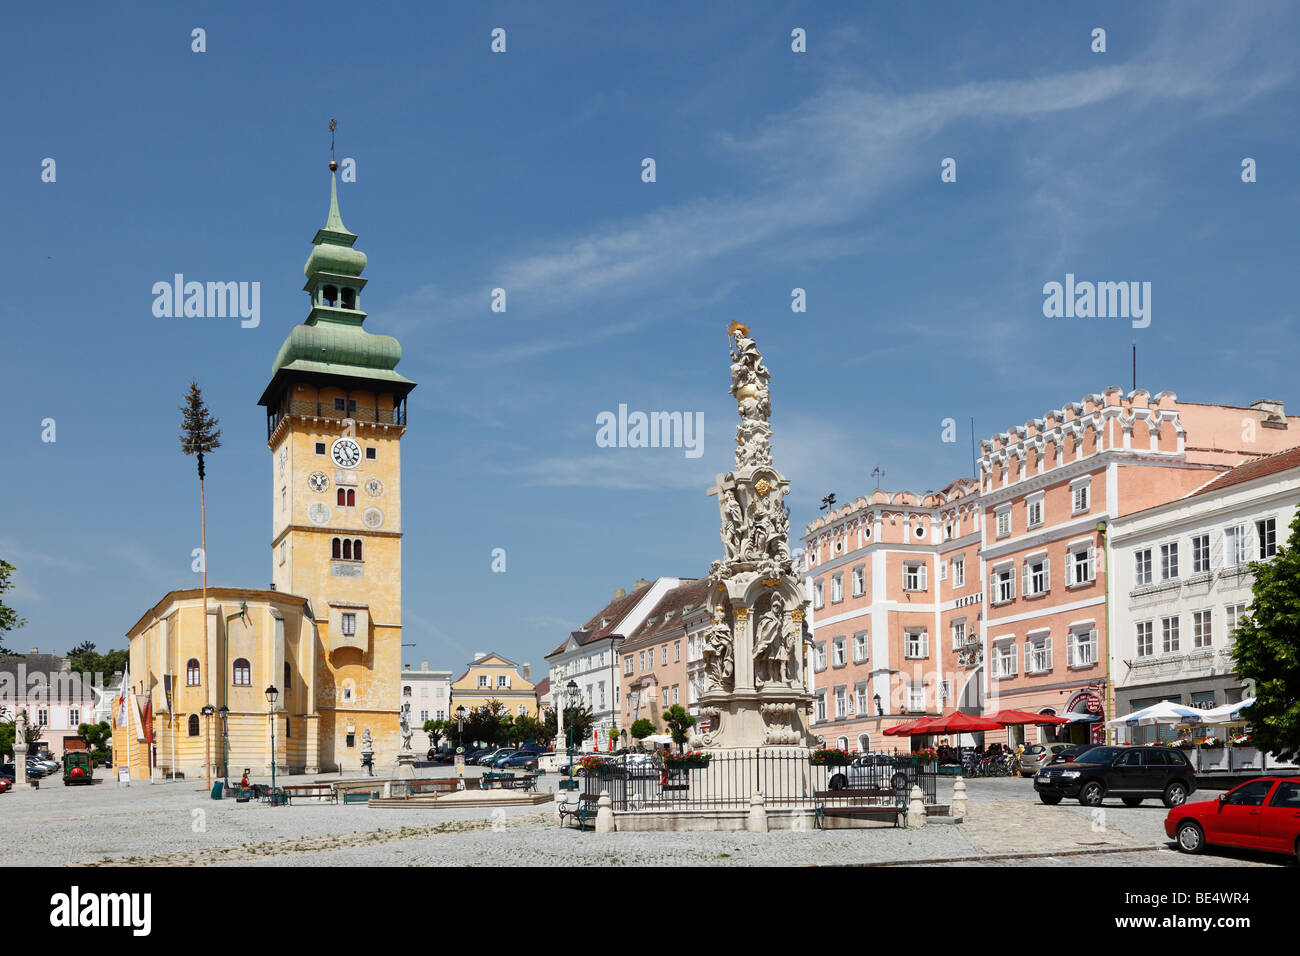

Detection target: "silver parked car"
[1019, 742, 1075, 776]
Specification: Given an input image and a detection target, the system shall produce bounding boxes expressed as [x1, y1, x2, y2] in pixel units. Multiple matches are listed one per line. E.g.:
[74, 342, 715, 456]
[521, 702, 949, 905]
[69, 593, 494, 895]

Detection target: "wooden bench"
[814, 787, 907, 829]
[481, 771, 520, 790]
[497, 772, 539, 792]
[283, 784, 336, 804]
[558, 792, 601, 830]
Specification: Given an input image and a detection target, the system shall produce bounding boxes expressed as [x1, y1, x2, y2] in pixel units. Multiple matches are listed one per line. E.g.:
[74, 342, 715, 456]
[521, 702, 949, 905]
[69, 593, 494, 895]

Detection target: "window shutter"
[939, 562, 947, 582]
[1087, 546, 1096, 578]
[1042, 557, 1051, 590]
[1011, 566, 1017, 598]
[919, 564, 928, 590]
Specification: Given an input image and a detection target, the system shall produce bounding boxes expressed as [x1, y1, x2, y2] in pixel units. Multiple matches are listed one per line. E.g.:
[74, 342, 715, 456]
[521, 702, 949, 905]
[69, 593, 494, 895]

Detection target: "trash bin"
[211, 781, 224, 800]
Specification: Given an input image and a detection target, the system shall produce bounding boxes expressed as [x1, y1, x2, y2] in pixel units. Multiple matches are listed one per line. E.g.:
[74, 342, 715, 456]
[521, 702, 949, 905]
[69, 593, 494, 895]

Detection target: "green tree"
[179, 381, 222, 663]
[1232, 510, 1300, 761]
[77, 720, 113, 767]
[464, 700, 509, 747]
[0, 714, 44, 760]
[661, 704, 696, 752]
[630, 718, 655, 744]
[509, 714, 543, 746]
[541, 703, 595, 749]
[422, 719, 446, 749]
[65, 642, 129, 681]
[0, 559, 27, 656]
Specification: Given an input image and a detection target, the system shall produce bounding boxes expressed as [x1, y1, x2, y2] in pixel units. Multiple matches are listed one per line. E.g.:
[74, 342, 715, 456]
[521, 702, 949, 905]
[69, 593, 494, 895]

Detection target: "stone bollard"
[746, 792, 769, 833]
[594, 789, 615, 833]
[906, 784, 927, 829]
[950, 776, 968, 820]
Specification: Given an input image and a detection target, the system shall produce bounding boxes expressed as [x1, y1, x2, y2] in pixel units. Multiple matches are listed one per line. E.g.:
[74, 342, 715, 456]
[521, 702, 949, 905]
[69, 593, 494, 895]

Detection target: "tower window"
[333, 397, 357, 413]
[341, 288, 356, 309]
[332, 537, 363, 561]
[336, 488, 355, 507]
[342, 538, 353, 560]
[342, 613, 356, 636]
[315, 442, 326, 455]
[332, 537, 341, 559]
[365, 447, 377, 460]
[323, 285, 338, 307]
[353, 539, 363, 561]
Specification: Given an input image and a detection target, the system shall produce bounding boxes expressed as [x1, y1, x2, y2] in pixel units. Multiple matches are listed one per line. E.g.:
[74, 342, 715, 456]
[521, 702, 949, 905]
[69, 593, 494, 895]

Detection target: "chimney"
[613, 587, 627, 600]
[1251, 399, 1287, 428]
[404, 663, 410, 671]
[30, 647, 38, 655]
[523, 662, 531, 682]
[633, 578, 652, 591]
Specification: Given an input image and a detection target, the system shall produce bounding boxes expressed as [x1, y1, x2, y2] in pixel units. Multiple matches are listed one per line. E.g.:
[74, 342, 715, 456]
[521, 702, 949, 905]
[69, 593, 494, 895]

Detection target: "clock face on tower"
[330, 437, 362, 468]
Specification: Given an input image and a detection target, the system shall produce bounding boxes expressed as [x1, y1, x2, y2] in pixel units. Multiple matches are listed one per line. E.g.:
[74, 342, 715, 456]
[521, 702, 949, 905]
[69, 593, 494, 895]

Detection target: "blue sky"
[2, 1, 1296, 677]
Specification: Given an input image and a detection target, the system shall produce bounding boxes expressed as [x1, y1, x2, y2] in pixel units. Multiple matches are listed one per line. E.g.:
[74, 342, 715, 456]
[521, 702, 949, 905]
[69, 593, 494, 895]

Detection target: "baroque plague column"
[693, 322, 816, 752]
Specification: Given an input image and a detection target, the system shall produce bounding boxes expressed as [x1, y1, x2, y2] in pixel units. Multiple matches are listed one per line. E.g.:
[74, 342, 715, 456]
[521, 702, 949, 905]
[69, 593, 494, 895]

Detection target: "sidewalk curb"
[824, 842, 1169, 867]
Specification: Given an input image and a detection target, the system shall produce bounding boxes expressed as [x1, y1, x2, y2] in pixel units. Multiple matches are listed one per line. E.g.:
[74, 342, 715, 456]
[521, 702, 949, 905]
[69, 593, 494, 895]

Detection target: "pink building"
[801, 391, 1298, 752]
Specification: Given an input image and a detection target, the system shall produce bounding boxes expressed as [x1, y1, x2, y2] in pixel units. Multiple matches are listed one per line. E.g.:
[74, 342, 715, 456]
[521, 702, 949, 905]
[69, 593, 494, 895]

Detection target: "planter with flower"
[810, 748, 853, 767]
[1230, 732, 1250, 746]
[578, 754, 614, 776]
[661, 750, 712, 771]
[1169, 736, 1193, 749]
[910, 747, 939, 766]
[1199, 735, 1222, 748]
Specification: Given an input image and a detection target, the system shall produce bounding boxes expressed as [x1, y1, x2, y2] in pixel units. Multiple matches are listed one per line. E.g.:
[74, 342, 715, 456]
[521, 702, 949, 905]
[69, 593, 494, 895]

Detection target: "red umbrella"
[917, 711, 1003, 735]
[883, 719, 925, 736]
[992, 709, 1069, 726]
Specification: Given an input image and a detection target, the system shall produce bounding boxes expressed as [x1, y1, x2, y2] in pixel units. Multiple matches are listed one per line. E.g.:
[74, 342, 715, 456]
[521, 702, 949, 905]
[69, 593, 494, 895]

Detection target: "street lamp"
[265, 685, 279, 796]
[455, 705, 467, 791]
[218, 705, 230, 788]
[200, 704, 215, 792]
[565, 679, 580, 787]
[874, 693, 883, 717]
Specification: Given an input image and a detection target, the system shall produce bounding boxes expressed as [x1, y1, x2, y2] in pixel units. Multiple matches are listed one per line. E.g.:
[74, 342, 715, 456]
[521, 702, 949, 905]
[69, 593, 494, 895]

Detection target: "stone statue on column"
[695, 321, 816, 751]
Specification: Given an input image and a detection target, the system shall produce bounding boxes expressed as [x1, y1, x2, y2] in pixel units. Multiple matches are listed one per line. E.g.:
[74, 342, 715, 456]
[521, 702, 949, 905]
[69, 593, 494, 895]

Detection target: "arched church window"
[353, 539, 363, 561]
[188, 714, 200, 736]
[186, 658, 201, 686]
[342, 539, 353, 560]
[232, 658, 251, 686]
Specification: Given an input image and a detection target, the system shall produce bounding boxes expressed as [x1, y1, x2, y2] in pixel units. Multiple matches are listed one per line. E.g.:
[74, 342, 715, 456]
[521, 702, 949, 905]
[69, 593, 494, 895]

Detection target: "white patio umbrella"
[1197, 697, 1256, 725]
[1105, 700, 1205, 727]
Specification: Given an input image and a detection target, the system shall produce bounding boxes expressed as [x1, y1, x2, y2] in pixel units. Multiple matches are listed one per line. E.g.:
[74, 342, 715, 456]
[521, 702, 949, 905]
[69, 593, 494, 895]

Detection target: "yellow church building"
[113, 163, 415, 780]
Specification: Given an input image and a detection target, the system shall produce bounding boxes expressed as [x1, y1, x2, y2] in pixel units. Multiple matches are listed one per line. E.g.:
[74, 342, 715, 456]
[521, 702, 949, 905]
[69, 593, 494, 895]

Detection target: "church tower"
[258, 162, 415, 771]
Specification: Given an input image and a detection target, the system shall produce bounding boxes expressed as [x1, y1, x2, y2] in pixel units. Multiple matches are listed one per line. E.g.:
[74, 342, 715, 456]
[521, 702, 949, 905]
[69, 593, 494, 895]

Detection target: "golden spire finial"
[329, 118, 338, 171]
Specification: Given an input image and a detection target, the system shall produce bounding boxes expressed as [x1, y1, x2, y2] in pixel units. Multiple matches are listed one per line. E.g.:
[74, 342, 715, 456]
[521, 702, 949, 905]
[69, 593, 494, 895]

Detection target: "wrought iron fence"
[576, 751, 939, 812]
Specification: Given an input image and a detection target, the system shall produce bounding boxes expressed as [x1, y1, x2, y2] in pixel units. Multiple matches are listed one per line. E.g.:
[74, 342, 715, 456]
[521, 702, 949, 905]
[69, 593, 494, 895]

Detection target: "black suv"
[1033, 745, 1196, 808]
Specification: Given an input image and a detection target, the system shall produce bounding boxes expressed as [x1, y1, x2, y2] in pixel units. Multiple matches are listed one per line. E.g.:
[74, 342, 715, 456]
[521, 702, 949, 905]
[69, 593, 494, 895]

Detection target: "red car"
[1166, 776, 1300, 862]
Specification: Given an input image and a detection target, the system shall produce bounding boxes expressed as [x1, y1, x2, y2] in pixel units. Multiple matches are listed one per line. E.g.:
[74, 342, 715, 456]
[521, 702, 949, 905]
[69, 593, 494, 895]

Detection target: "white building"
[545, 577, 690, 750]
[399, 661, 452, 752]
[1109, 446, 1300, 743]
